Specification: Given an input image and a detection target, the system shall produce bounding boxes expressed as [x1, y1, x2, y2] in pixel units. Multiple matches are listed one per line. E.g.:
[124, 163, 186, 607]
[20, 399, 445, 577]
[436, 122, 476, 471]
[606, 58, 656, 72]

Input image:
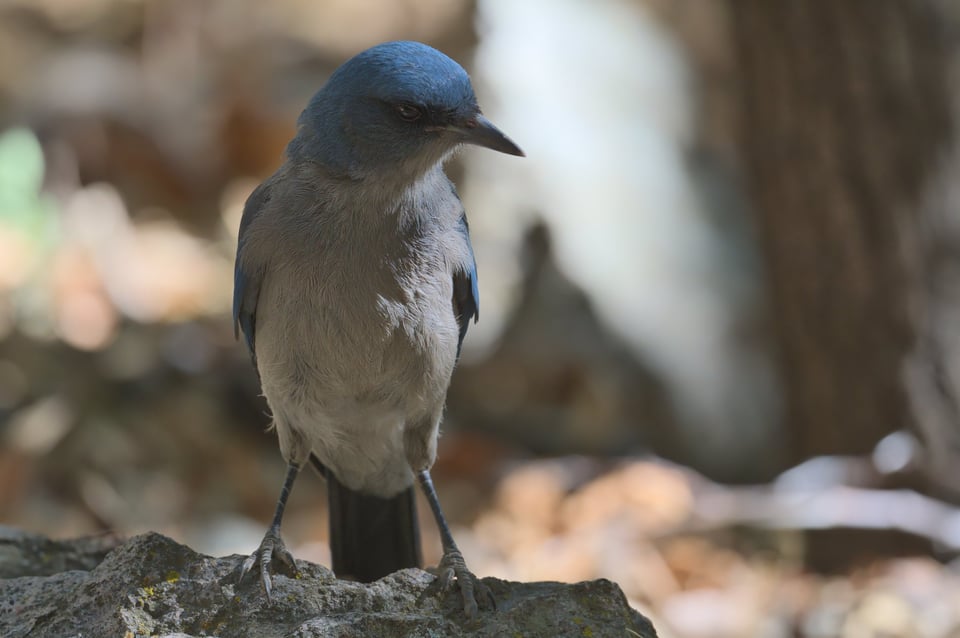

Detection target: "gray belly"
[253, 263, 459, 494]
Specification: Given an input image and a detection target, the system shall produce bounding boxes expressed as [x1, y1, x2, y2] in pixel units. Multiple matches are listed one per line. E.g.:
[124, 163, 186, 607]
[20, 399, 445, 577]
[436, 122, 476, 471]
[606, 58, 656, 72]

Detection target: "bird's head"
[289, 41, 523, 183]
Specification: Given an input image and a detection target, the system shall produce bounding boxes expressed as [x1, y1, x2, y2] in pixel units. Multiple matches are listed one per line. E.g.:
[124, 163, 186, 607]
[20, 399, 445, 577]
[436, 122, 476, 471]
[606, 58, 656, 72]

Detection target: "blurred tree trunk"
[724, 1, 958, 469]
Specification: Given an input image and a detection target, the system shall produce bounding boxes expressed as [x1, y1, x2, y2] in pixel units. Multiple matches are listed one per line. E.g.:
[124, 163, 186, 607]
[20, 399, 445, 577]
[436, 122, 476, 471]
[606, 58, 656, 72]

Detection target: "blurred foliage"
[0, 128, 55, 238]
[0, 128, 58, 297]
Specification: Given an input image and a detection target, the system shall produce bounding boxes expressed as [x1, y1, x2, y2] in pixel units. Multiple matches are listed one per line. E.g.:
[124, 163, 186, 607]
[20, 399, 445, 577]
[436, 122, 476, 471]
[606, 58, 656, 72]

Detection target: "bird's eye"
[395, 103, 422, 122]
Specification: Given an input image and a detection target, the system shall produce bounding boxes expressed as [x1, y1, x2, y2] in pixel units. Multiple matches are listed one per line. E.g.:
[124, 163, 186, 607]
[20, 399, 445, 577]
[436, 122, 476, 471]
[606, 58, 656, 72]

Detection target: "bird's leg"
[240, 462, 301, 601]
[416, 469, 495, 617]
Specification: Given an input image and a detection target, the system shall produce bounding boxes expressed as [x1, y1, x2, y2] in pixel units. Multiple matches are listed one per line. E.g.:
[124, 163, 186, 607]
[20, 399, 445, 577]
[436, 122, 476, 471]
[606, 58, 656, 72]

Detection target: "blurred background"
[2, 0, 960, 635]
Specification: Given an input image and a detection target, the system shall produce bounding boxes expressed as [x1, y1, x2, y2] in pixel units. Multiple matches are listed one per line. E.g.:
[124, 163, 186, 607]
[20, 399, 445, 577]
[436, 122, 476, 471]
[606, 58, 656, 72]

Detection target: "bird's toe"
[238, 526, 297, 602]
[433, 549, 493, 618]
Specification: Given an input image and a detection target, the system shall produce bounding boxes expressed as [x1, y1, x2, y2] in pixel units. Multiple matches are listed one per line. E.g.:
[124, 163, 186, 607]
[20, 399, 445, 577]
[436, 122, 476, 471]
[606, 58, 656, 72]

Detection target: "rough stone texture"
[1, 531, 657, 638]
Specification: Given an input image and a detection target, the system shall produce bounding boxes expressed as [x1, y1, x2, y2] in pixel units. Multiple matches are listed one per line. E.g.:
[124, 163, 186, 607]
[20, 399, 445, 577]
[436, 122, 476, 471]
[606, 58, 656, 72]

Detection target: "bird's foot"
[239, 525, 298, 601]
[430, 548, 495, 618]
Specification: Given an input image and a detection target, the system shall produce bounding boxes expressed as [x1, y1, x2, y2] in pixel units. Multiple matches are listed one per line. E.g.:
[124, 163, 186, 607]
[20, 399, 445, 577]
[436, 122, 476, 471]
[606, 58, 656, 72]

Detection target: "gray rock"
[2, 531, 657, 638]
[0, 526, 120, 579]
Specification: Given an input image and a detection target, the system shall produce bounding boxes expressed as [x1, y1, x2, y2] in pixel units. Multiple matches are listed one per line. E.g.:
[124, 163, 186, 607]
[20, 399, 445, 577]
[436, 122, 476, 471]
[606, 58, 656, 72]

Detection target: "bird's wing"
[452, 212, 479, 360]
[233, 181, 272, 358]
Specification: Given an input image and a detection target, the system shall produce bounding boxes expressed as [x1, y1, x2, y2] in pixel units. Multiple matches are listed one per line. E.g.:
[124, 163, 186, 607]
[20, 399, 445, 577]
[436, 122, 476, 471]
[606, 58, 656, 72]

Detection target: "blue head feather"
[288, 41, 481, 179]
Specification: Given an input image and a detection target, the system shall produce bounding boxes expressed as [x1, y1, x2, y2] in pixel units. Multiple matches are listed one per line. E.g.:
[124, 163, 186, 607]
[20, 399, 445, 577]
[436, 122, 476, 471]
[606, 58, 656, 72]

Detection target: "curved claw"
[433, 549, 494, 618]
[239, 526, 298, 602]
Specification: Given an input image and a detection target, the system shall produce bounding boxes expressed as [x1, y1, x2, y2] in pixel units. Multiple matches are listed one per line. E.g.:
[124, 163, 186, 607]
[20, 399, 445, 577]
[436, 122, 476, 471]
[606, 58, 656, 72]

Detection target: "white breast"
[253, 224, 460, 496]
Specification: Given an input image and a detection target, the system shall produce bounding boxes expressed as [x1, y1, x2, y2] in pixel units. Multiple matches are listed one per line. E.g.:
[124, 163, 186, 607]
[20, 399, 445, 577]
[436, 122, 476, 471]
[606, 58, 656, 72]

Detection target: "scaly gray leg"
[417, 469, 495, 617]
[240, 462, 300, 601]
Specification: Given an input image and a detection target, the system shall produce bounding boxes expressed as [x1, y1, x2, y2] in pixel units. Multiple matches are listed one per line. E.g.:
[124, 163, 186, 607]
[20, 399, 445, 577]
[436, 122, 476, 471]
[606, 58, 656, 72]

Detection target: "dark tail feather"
[316, 458, 422, 582]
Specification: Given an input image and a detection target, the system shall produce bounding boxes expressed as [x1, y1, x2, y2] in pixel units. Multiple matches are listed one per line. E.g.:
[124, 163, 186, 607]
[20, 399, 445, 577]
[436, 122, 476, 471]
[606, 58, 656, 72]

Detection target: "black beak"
[457, 114, 525, 157]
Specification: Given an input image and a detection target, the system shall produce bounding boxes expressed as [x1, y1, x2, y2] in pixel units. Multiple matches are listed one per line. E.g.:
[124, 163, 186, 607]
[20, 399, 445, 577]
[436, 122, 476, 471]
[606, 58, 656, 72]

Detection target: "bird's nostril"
[463, 118, 478, 129]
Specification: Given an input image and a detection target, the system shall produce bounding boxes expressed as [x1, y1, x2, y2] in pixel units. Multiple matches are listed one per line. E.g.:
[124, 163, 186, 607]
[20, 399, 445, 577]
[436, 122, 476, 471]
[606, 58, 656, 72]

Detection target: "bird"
[232, 40, 523, 617]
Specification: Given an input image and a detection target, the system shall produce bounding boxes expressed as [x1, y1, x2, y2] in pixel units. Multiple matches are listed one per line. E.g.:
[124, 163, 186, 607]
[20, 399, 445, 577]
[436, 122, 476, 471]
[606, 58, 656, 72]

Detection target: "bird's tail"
[314, 457, 422, 582]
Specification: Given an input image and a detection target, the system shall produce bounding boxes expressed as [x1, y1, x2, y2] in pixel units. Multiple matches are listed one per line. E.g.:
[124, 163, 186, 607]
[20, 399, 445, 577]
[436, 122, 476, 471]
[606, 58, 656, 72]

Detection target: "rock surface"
[1, 530, 657, 637]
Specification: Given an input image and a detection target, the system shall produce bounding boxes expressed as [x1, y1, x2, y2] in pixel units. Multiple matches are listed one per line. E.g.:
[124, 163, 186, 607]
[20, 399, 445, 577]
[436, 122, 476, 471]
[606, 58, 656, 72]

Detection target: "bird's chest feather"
[256, 231, 459, 410]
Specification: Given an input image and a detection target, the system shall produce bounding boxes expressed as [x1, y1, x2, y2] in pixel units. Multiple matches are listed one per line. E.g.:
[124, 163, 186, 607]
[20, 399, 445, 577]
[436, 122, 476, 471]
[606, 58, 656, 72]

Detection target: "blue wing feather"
[452, 213, 479, 359]
[233, 182, 271, 359]
[233, 267, 258, 354]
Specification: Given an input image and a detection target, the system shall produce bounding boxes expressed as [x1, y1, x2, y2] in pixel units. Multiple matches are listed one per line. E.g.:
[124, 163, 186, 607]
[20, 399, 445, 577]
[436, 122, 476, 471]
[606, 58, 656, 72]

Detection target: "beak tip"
[463, 115, 526, 158]
[500, 138, 526, 158]
[494, 141, 526, 158]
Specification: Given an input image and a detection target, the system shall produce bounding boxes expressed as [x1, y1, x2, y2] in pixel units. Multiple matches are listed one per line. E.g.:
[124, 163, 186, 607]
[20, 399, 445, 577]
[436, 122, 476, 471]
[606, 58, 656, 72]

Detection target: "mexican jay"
[233, 40, 523, 616]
